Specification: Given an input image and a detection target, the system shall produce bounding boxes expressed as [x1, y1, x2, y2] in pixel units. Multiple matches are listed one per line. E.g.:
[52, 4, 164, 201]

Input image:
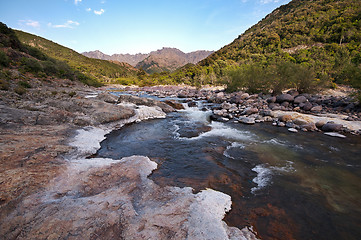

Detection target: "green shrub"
[0, 79, 9, 90]
[21, 57, 42, 73]
[14, 86, 26, 95]
[26, 46, 48, 61]
[0, 50, 10, 67]
[42, 60, 58, 75]
[18, 81, 31, 88]
[68, 91, 76, 97]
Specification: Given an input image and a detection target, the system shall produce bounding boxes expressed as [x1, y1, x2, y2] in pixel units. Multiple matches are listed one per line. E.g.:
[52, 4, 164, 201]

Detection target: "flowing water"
[96, 99, 361, 240]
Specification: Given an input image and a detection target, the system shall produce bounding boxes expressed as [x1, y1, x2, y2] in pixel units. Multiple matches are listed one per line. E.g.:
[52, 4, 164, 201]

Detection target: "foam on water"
[179, 106, 212, 124]
[185, 121, 256, 142]
[251, 164, 273, 194]
[223, 142, 245, 159]
[251, 161, 295, 194]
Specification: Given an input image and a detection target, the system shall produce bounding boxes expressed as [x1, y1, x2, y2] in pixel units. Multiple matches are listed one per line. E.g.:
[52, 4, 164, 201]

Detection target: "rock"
[315, 120, 327, 129]
[276, 94, 294, 103]
[97, 92, 118, 104]
[221, 102, 233, 110]
[279, 115, 293, 122]
[267, 96, 276, 103]
[242, 107, 258, 115]
[277, 122, 286, 127]
[164, 100, 185, 110]
[288, 128, 298, 133]
[324, 132, 346, 138]
[91, 101, 135, 124]
[293, 118, 309, 126]
[260, 110, 273, 117]
[238, 116, 256, 125]
[294, 96, 307, 104]
[240, 93, 249, 100]
[300, 122, 317, 131]
[302, 101, 313, 111]
[287, 90, 299, 97]
[281, 101, 290, 107]
[118, 95, 174, 113]
[177, 93, 187, 98]
[187, 101, 197, 108]
[286, 122, 296, 128]
[321, 123, 343, 132]
[311, 105, 323, 112]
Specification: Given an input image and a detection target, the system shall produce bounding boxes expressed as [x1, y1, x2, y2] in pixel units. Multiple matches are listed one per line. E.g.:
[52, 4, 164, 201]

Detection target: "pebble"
[288, 128, 298, 133]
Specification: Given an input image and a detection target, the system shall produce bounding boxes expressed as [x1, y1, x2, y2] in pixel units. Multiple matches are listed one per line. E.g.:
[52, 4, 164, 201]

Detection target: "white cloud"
[19, 20, 40, 28]
[74, 0, 82, 5]
[86, 7, 92, 12]
[94, 8, 105, 15]
[48, 20, 80, 29]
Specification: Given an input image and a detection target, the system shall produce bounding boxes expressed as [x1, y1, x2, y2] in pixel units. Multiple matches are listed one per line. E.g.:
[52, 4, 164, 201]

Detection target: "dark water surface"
[96, 101, 361, 240]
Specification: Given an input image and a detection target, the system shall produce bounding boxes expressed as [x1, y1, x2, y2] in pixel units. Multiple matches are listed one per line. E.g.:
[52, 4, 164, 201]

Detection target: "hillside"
[181, 0, 361, 94]
[0, 22, 101, 87]
[83, 48, 213, 74]
[15, 30, 139, 83]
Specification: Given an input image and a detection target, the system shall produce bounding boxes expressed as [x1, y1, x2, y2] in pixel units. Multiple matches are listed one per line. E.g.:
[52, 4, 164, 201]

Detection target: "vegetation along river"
[95, 95, 361, 240]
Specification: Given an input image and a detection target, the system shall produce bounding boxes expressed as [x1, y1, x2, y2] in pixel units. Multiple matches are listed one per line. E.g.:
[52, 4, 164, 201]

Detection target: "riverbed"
[96, 98, 361, 240]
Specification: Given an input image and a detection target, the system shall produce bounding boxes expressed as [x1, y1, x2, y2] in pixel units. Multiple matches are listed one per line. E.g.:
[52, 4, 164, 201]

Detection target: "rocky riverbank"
[0, 79, 258, 239]
[112, 85, 361, 136]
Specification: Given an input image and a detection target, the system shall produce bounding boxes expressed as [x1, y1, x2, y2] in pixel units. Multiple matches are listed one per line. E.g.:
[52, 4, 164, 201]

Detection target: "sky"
[0, 0, 291, 55]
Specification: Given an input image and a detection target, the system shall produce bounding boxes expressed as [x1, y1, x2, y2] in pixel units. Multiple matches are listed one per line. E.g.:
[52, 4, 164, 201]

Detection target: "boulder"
[294, 96, 307, 104]
[276, 94, 294, 103]
[118, 95, 174, 113]
[311, 105, 323, 112]
[91, 102, 135, 124]
[239, 93, 249, 100]
[315, 120, 327, 129]
[266, 96, 276, 103]
[287, 90, 299, 97]
[187, 101, 197, 108]
[238, 116, 256, 125]
[221, 102, 233, 110]
[321, 123, 343, 132]
[164, 100, 185, 110]
[97, 92, 118, 104]
[241, 107, 258, 115]
[302, 101, 313, 111]
[279, 115, 293, 122]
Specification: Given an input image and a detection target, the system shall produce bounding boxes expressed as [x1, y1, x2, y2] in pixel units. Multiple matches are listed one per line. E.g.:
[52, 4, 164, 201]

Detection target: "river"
[95, 96, 361, 240]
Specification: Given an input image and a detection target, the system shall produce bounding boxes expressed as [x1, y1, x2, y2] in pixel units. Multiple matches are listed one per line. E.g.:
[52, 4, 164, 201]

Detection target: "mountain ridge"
[82, 47, 214, 73]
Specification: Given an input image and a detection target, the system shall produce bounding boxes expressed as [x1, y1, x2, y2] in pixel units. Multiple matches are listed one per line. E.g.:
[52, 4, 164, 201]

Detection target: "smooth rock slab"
[324, 132, 346, 138]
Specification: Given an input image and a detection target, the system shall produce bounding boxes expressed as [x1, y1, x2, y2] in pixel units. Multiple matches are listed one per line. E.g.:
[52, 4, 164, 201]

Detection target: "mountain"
[136, 48, 213, 74]
[82, 50, 148, 67]
[180, 0, 361, 93]
[14, 30, 139, 84]
[83, 48, 214, 74]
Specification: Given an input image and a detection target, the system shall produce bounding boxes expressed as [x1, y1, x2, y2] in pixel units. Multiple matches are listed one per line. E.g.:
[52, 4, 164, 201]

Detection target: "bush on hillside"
[21, 57, 42, 73]
[0, 50, 9, 67]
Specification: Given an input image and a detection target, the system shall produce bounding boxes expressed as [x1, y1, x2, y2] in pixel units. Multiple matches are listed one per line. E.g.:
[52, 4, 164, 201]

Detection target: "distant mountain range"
[82, 48, 214, 74]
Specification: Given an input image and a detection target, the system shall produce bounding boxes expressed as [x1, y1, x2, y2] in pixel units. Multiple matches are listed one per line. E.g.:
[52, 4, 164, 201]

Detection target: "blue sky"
[0, 0, 291, 54]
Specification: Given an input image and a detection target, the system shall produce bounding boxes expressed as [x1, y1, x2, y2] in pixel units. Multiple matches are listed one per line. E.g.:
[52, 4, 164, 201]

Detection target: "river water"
[96, 98, 361, 240]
